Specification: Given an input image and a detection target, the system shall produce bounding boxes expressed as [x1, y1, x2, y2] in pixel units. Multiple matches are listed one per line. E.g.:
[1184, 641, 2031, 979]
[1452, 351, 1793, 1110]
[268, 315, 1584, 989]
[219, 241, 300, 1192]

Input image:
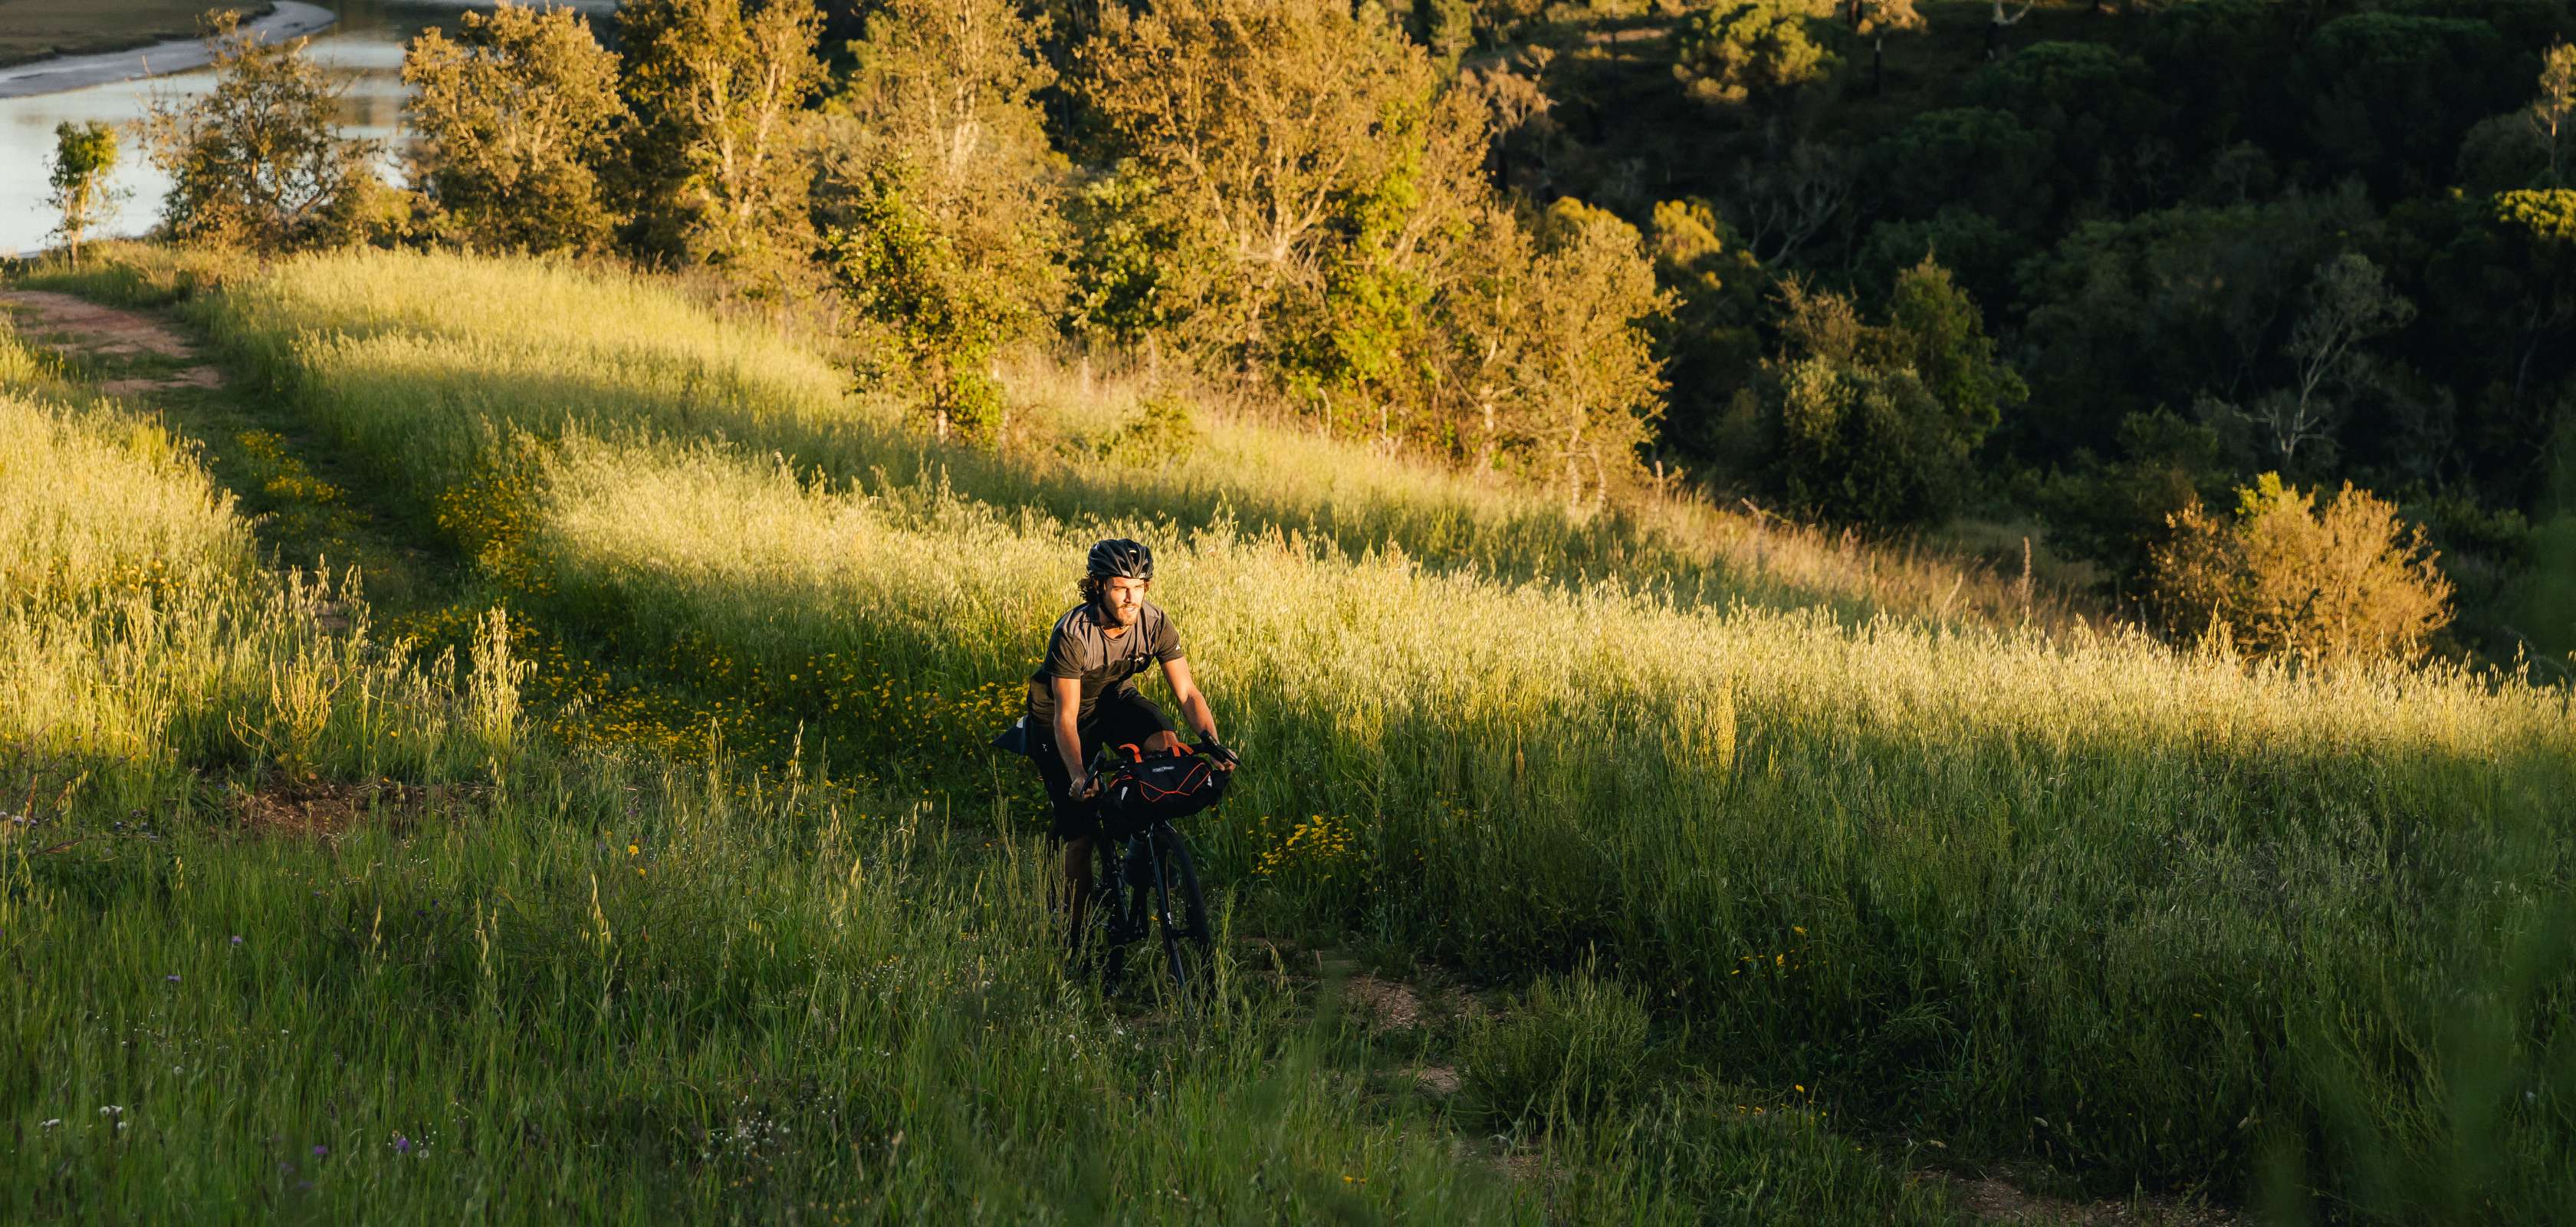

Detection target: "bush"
[140, 11, 381, 252]
[2150, 473, 2456, 664]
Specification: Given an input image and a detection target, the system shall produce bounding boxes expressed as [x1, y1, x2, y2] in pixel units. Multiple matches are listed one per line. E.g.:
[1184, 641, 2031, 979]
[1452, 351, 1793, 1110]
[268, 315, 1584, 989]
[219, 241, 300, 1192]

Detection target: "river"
[0, 1, 616, 257]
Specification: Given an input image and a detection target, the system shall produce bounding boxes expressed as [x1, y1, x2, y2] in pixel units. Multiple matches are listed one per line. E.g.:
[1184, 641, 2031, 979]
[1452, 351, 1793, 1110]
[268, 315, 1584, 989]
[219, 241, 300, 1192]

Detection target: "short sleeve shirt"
[1029, 600, 1184, 722]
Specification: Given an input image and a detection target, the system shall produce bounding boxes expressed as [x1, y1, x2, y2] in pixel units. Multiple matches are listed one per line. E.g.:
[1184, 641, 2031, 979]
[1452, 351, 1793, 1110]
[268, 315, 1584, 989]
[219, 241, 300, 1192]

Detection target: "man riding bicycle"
[1022, 538, 1236, 947]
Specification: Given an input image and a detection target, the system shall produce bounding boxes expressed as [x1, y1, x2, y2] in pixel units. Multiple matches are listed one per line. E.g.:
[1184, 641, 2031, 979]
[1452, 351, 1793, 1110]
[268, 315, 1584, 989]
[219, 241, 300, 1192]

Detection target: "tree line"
[43, 0, 2576, 666]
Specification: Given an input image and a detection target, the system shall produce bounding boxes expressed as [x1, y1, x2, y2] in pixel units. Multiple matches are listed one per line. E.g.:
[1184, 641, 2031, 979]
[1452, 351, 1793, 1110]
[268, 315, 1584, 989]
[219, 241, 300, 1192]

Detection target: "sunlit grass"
[199, 247, 2073, 628]
[0, 324, 518, 797]
[17, 244, 2576, 1218]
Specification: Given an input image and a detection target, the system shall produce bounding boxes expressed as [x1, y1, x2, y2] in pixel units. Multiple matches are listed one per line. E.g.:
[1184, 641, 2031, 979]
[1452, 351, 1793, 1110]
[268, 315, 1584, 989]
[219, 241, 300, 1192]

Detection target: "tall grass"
[0, 327, 519, 801]
[196, 248, 2072, 628]
[4, 260, 1981, 1225]
[172, 247, 2576, 1213]
[504, 432, 2576, 1206]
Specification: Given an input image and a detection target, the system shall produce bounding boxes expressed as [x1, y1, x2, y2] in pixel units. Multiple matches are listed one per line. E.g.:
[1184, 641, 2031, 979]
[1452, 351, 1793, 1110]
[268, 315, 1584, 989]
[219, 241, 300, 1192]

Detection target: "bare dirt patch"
[1342, 972, 1426, 1029]
[1411, 1065, 1462, 1095]
[227, 776, 488, 838]
[1921, 1173, 2238, 1226]
[0, 288, 225, 391]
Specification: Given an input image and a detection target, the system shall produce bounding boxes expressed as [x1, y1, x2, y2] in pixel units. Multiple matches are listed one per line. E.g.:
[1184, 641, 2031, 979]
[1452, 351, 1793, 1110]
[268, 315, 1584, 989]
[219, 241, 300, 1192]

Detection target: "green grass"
[1, 259, 1983, 1224]
[130, 247, 2576, 1219]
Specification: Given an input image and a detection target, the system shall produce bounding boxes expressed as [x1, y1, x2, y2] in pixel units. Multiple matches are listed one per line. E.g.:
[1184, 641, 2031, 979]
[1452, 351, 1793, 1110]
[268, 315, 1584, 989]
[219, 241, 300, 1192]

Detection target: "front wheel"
[1123, 826, 1213, 1007]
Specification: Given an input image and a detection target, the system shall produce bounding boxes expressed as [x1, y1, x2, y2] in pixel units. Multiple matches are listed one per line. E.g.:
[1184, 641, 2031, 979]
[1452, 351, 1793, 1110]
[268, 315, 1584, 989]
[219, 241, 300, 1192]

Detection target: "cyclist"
[1023, 538, 1236, 948]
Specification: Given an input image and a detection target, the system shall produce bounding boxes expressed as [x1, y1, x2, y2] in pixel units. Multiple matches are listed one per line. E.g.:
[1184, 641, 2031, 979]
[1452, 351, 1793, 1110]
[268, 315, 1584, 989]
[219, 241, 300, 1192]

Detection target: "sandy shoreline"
[0, 2, 338, 100]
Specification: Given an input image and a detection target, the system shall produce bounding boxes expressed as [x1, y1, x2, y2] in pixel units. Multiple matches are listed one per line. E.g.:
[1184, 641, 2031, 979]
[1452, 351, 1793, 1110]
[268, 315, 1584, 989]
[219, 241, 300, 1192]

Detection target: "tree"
[2013, 186, 2377, 459]
[1865, 107, 2055, 235]
[2469, 44, 2576, 193]
[823, 0, 1063, 321]
[1648, 198, 1764, 449]
[2150, 474, 2455, 665]
[822, 0, 1067, 439]
[45, 121, 124, 267]
[1414, 0, 1475, 67]
[1517, 200, 1673, 512]
[1848, 0, 1924, 94]
[2539, 44, 2576, 186]
[1063, 163, 1187, 347]
[402, 2, 627, 254]
[1881, 255, 2026, 442]
[141, 10, 382, 252]
[827, 168, 1017, 442]
[1965, 41, 2167, 209]
[616, 0, 827, 281]
[1728, 265, 2013, 528]
[1730, 137, 1853, 264]
[2490, 189, 2576, 403]
[1669, 0, 1841, 113]
[1855, 207, 2019, 318]
[1435, 200, 1671, 502]
[2296, 12, 2524, 199]
[2039, 406, 2238, 597]
[1076, 0, 1445, 362]
[2259, 252, 2413, 470]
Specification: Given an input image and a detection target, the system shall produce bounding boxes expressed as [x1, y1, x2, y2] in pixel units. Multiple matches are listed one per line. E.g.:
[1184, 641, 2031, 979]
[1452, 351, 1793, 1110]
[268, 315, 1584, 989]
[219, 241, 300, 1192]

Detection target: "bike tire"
[1124, 827, 1214, 1005]
[1086, 836, 1135, 989]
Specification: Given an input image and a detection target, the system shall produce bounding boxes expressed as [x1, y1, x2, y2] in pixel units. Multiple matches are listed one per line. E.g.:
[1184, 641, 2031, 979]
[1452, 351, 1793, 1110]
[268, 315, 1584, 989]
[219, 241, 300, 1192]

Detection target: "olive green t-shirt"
[1027, 600, 1184, 722]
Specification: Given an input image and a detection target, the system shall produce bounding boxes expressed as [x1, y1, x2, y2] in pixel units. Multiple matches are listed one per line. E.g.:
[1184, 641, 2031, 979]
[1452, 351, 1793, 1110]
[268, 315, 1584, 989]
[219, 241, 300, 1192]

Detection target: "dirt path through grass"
[0, 288, 221, 393]
[1, 285, 459, 614]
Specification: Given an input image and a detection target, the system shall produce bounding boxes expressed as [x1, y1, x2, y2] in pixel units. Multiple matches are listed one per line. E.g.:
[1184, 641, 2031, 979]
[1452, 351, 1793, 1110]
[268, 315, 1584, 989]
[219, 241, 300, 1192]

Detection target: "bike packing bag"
[1096, 745, 1228, 838]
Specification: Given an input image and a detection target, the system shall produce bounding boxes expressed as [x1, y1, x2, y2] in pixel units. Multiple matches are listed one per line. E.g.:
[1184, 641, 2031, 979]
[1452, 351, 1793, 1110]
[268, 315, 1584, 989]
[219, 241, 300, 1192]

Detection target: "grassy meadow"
[8, 245, 2576, 1222]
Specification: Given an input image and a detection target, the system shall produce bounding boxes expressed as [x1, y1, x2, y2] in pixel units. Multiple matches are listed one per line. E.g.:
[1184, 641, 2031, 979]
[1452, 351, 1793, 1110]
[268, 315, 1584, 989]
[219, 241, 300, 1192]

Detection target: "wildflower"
[628, 844, 640, 857]
[313, 1144, 328, 1157]
[231, 936, 243, 946]
[393, 1134, 412, 1154]
[41, 1119, 61, 1129]
[165, 974, 181, 983]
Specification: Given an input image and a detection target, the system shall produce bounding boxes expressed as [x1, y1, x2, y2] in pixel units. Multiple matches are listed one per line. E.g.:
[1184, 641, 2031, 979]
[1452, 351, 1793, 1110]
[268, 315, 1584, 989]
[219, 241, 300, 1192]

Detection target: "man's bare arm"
[1052, 676, 1092, 794]
[1161, 657, 1231, 769]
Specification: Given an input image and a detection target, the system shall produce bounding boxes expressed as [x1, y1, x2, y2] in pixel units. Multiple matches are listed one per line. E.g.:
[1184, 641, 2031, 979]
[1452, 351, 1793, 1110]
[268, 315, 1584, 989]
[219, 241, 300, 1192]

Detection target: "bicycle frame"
[1084, 748, 1215, 1007]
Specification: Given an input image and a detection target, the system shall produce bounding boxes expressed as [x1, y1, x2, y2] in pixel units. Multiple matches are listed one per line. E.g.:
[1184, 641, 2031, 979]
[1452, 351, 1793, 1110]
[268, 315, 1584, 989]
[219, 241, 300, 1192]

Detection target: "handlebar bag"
[1098, 745, 1230, 837]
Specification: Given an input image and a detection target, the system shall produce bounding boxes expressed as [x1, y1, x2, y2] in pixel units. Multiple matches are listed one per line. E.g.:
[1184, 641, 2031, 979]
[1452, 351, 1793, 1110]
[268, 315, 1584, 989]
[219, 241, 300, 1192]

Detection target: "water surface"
[0, 1, 615, 256]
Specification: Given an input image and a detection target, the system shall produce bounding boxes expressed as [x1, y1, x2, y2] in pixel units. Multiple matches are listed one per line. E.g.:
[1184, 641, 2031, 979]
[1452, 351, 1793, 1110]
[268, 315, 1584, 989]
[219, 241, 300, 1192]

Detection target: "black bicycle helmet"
[1086, 538, 1154, 581]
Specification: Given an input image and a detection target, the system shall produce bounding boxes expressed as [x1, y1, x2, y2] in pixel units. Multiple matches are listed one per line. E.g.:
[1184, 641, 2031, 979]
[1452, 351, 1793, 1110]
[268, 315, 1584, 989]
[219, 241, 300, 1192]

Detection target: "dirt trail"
[0, 288, 224, 395]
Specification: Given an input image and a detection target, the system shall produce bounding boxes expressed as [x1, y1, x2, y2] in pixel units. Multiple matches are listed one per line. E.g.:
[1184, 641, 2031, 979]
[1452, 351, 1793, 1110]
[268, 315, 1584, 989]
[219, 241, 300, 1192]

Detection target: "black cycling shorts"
[1029, 687, 1175, 841]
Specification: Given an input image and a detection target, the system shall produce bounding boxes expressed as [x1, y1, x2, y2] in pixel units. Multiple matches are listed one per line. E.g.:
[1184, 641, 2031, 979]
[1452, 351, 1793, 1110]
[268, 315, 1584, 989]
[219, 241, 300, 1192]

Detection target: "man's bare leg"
[1062, 834, 1094, 948]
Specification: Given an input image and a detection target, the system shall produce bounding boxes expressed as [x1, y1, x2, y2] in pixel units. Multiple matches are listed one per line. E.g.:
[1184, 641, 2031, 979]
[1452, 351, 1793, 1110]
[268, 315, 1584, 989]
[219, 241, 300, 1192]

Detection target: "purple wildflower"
[393, 1134, 412, 1154]
[165, 974, 181, 983]
[311, 1143, 328, 1158]
[230, 936, 244, 946]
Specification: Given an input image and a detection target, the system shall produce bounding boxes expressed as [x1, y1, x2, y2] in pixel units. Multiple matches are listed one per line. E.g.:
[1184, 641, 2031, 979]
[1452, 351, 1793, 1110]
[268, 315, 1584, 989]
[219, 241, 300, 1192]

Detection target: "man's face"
[1099, 575, 1148, 627]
